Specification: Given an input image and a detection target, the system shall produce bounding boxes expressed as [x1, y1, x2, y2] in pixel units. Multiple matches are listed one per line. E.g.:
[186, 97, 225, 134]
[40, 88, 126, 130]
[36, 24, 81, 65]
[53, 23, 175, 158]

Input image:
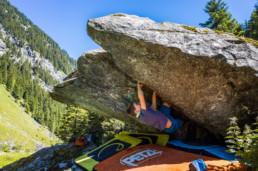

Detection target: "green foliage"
[58, 106, 134, 146]
[58, 106, 92, 141]
[225, 117, 258, 168]
[102, 118, 125, 142]
[245, 2, 258, 40]
[200, 0, 244, 36]
[58, 106, 104, 145]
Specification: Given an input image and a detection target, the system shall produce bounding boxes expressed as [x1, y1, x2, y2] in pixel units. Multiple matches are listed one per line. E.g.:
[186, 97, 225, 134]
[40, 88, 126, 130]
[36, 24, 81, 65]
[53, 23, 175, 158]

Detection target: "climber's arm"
[137, 82, 146, 110]
[151, 91, 157, 110]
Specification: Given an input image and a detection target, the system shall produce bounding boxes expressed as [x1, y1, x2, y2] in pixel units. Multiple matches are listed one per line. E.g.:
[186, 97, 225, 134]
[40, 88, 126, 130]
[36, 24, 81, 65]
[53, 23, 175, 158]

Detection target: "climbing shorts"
[160, 105, 182, 133]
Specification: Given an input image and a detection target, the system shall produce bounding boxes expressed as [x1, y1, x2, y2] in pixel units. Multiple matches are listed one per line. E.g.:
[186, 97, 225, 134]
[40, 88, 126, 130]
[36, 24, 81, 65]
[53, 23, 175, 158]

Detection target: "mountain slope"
[0, 84, 59, 151]
[0, 0, 77, 74]
[0, 0, 77, 133]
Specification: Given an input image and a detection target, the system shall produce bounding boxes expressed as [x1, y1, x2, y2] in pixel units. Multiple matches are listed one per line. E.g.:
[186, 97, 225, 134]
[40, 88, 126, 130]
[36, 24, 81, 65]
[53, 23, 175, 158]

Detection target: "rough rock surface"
[0, 38, 6, 56]
[51, 14, 258, 140]
[2, 143, 96, 171]
[50, 49, 158, 133]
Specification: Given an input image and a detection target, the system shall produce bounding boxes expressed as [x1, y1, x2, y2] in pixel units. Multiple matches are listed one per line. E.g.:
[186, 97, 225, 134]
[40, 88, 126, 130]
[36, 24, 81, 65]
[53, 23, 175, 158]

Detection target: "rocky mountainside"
[0, 23, 67, 91]
[51, 13, 258, 141]
[0, 0, 76, 151]
[0, 37, 6, 56]
[0, 0, 77, 91]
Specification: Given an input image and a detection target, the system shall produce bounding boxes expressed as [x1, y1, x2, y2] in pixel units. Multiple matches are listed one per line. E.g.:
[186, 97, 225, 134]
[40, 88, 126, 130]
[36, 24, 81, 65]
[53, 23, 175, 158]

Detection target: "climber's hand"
[153, 91, 157, 97]
[137, 82, 146, 110]
[137, 82, 144, 88]
[151, 91, 157, 110]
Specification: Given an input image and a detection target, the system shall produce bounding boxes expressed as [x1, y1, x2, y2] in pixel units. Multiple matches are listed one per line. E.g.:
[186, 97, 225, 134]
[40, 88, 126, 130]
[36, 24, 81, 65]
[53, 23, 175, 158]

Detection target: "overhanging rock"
[51, 13, 258, 140]
[50, 49, 158, 133]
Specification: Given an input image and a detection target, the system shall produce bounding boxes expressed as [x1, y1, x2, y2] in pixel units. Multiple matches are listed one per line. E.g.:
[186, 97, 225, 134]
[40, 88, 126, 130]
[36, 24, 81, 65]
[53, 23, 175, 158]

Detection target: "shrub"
[0, 143, 11, 153]
[225, 116, 258, 168]
[12, 144, 22, 152]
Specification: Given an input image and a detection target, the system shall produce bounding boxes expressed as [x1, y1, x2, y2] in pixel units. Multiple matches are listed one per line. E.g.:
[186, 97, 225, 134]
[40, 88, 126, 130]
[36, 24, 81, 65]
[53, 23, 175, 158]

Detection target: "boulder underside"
[51, 13, 258, 142]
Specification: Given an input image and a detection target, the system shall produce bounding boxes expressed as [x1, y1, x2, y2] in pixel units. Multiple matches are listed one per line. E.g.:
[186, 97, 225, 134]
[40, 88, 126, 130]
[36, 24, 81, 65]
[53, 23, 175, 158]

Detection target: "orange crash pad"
[94, 144, 247, 171]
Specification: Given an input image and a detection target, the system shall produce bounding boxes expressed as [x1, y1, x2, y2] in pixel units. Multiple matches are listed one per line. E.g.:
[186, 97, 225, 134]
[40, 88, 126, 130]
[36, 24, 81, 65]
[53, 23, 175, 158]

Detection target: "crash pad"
[94, 144, 247, 171]
[167, 140, 237, 161]
[75, 134, 142, 170]
[120, 131, 169, 146]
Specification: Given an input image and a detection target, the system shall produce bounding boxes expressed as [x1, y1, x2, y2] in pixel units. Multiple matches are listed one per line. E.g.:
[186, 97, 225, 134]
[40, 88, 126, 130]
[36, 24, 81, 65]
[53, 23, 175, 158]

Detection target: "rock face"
[0, 38, 6, 56]
[50, 49, 158, 133]
[2, 143, 96, 171]
[51, 13, 258, 140]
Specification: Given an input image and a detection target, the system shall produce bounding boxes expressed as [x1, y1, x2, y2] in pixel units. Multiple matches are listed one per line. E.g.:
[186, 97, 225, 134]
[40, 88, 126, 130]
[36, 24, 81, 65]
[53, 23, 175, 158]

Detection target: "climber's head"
[127, 101, 141, 117]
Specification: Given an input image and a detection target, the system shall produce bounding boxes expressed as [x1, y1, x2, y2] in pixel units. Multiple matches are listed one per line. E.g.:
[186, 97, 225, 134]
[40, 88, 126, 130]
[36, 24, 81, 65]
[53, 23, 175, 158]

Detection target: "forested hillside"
[0, 0, 76, 74]
[0, 0, 76, 133]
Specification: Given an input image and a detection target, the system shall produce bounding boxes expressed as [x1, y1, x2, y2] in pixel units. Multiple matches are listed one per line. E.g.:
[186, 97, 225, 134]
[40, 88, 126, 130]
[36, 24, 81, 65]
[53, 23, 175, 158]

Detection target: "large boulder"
[51, 13, 258, 140]
[50, 49, 158, 133]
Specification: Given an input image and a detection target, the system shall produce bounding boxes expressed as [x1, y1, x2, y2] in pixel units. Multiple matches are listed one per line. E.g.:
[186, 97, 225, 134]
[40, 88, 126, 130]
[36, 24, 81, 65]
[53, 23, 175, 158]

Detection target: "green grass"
[0, 84, 59, 152]
[0, 152, 32, 168]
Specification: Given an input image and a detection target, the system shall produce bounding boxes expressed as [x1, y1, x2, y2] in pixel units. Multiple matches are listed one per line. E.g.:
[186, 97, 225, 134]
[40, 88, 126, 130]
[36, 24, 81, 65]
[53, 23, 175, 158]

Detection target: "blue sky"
[8, 0, 257, 60]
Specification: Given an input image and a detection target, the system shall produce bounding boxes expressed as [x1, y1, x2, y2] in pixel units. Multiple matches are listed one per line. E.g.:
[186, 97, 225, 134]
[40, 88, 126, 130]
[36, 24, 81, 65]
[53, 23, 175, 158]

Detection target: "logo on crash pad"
[120, 148, 162, 167]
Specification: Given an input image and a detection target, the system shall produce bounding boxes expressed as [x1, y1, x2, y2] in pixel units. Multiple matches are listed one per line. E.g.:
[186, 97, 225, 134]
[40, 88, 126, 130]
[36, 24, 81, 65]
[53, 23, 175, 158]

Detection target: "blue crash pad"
[167, 140, 237, 161]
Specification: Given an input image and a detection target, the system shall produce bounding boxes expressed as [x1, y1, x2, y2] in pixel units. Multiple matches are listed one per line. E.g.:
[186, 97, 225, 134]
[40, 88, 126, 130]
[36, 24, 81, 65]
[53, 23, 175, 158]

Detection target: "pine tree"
[58, 106, 91, 142]
[6, 62, 15, 92]
[225, 117, 258, 168]
[0, 70, 2, 84]
[200, 0, 244, 36]
[245, 2, 258, 40]
[25, 103, 30, 114]
[51, 115, 57, 133]
[2, 63, 8, 84]
[12, 83, 21, 99]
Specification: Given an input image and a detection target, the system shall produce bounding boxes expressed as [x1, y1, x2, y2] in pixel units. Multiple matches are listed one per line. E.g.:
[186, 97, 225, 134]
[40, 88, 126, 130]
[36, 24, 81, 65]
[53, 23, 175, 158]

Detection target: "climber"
[127, 82, 182, 133]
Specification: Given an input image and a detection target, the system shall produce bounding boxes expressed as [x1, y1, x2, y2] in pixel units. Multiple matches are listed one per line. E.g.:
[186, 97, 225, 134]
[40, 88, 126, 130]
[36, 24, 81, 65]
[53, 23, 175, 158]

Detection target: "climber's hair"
[127, 101, 140, 117]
